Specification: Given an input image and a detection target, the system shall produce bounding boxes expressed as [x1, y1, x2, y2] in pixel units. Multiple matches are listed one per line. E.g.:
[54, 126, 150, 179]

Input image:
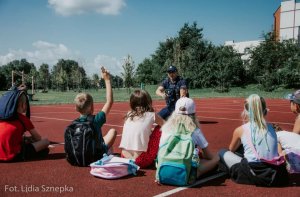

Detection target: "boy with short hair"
[0, 87, 50, 161]
[74, 66, 117, 155]
[288, 89, 300, 134]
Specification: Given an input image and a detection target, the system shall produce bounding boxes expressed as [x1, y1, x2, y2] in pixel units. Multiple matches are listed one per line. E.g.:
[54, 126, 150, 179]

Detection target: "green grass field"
[0, 85, 294, 105]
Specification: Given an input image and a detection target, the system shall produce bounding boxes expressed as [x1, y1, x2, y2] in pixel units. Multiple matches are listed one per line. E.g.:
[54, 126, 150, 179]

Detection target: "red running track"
[0, 98, 299, 197]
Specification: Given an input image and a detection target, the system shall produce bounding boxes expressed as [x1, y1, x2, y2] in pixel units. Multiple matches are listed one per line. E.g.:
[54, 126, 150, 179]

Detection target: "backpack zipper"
[83, 128, 86, 166]
[69, 132, 80, 164]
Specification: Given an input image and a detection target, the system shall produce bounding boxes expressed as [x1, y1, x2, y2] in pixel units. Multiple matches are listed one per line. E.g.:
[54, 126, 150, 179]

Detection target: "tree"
[121, 55, 136, 90]
[247, 32, 300, 91]
[211, 46, 244, 92]
[135, 58, 157, 84]
[0, 68, 7, 90]
[51, 59, 87, 91]
[38, 64, 50, 91]
[91, 73, 100, 89]
[0, 59, 36, 89]
[111, 75, 123, 89]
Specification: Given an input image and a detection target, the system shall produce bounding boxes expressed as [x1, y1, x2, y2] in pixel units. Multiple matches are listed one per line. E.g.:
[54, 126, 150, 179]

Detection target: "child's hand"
[18, 84, 27, 91]
[272, 123, 282, 132]
[101, 66, 110, 81]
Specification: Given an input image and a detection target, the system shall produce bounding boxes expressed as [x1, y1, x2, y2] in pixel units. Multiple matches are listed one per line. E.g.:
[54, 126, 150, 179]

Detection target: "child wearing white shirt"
[119, 89, 164, 168]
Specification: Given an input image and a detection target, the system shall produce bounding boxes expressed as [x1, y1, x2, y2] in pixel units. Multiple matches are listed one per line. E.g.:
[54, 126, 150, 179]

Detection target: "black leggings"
[12, 144, 49, 162]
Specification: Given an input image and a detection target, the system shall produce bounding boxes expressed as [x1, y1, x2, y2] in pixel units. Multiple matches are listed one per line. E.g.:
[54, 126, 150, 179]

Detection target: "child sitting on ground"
[277, 130, 300, 152]
[74, 67, 117, 156]
[219, 94, 288, 186]
[273, 89, 300, 154]
[119, 89, 164, 168]
[0, 86, 49, 161]
[288, 89, 300, 134]
[159, 97, 219, 178]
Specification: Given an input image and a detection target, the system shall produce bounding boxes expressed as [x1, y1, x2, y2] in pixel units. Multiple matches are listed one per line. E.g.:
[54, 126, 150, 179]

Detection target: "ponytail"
[243, 94, 268, 138]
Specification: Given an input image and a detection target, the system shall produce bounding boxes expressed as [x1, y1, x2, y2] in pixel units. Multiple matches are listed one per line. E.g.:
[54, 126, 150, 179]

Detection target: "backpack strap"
[86, 115, 95, 123]
[244, 126, 261, 160]
[18, 91, 30, 119]
[86, 114, 104, 150]
[244, 125, 285, 166]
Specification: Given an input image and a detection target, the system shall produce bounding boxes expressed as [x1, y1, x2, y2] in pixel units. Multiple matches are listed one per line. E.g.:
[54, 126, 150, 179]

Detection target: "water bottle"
[189, 148, 200, 184]
[192, 148, 200, 165]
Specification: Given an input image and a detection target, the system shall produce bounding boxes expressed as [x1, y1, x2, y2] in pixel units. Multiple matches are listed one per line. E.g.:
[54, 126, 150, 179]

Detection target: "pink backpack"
[90, 154, 140, 179]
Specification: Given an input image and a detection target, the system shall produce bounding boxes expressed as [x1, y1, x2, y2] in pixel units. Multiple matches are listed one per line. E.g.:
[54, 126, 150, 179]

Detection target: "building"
[226, 0, 299, 60]
[274, 0, 300, 41]
[224, 40, 262, 61]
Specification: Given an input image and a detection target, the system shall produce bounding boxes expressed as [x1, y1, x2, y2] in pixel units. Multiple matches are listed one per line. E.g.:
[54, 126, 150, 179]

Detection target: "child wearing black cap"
[288, 89, 300, 134]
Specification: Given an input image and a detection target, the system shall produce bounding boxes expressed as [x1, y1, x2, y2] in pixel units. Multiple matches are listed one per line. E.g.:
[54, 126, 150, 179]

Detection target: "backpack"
[90, 154, 140, 179]
[156, 123, 195, 186]
[0, 86, 30, 120]
[64, 115, 105, 167]
[284, 148, 300, 174]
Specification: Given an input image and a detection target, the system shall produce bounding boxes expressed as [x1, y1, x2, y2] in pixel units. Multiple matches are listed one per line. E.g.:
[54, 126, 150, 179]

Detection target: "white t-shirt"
[119, 112, 155, 152]
[159, 127, 208, 149]
[277, 131, 300, 150]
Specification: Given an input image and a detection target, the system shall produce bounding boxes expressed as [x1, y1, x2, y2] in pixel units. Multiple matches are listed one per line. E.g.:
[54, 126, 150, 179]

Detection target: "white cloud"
[0, 41, 75, 69]
[48, 0, 126, 16]
[91, 54, 123, 76]
[0, 40, 124, 77]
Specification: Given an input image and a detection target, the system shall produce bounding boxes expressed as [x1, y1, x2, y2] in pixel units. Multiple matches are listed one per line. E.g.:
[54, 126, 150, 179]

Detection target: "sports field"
[0, 97, 299, 196]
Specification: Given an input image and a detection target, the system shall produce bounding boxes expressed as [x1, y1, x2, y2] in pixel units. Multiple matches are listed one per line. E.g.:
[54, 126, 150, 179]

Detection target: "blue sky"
[0, 0, 281, 76]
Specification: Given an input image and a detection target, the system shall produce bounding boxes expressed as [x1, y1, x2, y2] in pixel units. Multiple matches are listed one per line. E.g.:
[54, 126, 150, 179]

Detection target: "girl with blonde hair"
[159, 97, 219, 178]
[219, 94, 288, 186]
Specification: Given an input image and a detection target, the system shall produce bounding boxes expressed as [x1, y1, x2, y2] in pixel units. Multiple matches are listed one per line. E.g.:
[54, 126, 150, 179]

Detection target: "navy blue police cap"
[167, 65, 177, 73]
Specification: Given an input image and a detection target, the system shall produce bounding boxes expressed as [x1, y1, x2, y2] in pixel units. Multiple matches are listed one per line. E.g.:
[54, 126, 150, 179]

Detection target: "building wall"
[274, 6, 281, 41]
[224, 40, 262, 61]
[280, 0, 300, 40]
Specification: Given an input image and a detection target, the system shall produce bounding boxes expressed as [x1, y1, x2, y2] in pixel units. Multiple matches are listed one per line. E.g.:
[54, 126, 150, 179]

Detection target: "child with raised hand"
[0, 86, 49, 161]
[219, 94, 288, 186]
[73, 66, 117, 156]
[119, 89, 164, 168]
[159, 97, 219, 178]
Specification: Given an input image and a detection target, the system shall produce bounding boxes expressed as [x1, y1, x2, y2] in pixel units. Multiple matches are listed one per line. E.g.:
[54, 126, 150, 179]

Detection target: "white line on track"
[198, 115, 293, 125]
[153, 172, 227, 197]
[32, 108, 293, 116]
[31, 113, 293, 127]
[30, 116, 124, 128]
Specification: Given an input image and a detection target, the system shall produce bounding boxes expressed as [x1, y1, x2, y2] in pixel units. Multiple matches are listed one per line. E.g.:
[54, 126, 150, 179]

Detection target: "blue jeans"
[158, 106, 174, 120]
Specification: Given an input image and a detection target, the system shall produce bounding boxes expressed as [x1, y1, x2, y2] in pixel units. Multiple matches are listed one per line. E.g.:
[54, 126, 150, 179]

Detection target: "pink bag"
[245, 129, 285, 166]
[259, 156, 285, 166]
[90, 154, 140, 179]
[284, 149, 300, 174]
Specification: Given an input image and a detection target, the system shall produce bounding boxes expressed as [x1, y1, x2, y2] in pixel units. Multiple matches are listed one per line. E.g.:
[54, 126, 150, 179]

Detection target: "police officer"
[156, 65, 188, 120]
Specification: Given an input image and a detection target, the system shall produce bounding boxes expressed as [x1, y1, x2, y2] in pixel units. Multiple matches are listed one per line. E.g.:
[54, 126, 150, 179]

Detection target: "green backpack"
[156, 123, 195, 186]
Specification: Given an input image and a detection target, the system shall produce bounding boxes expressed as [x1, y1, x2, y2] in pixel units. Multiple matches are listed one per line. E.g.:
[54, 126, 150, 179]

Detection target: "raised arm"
[100, 67, 113, 115]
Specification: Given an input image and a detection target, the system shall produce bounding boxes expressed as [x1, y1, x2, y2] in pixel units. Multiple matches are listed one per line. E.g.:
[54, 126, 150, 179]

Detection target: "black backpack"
[64, 115, 105, 167]
[0, 86, 30, 120]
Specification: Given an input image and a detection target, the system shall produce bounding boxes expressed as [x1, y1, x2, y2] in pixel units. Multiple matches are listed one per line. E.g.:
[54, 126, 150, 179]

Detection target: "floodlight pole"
[31, 76, 34, 94]
[12, 70, 14, 87]
[21, 71, 24, 85]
